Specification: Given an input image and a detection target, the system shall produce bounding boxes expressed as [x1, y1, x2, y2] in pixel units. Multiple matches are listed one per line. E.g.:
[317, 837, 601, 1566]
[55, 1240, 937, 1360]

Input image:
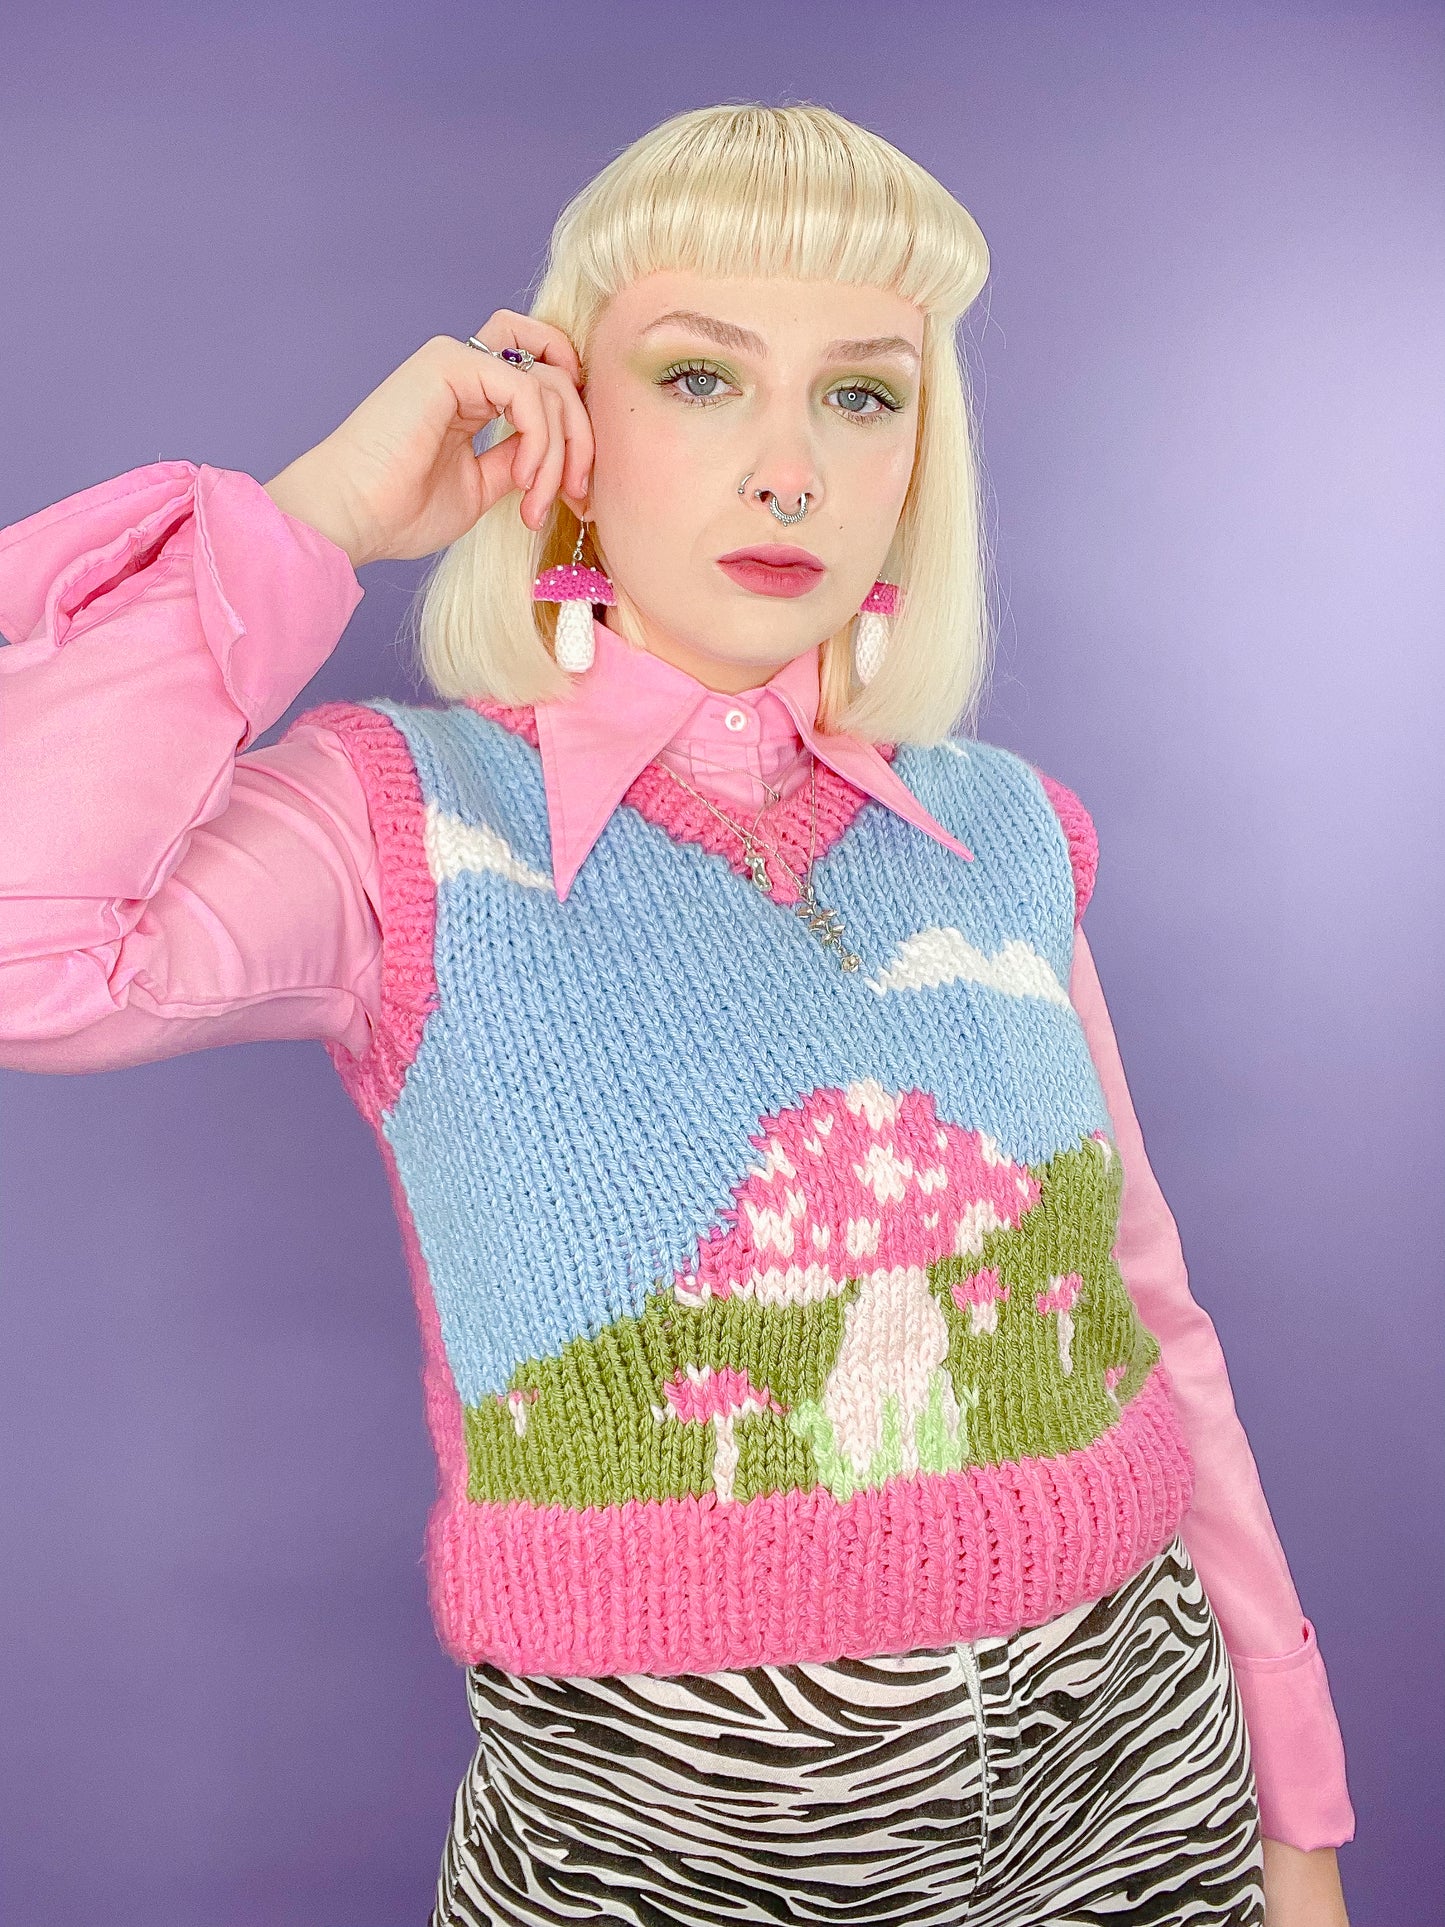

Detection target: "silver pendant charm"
[793, 883, 863, 972]
[661, 758, 863, 974]
[742, 840, 859, 970]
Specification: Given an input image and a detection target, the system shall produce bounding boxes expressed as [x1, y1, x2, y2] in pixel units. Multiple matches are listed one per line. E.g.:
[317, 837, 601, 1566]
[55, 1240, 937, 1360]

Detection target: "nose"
[739, 411, 824, 520]
[740, 470, 823, 520]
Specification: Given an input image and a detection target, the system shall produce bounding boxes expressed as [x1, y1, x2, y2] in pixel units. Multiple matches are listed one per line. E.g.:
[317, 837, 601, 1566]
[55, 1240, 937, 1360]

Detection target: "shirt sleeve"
[1069, 923, 1356, 1851]
[0, 459, 384, 1071]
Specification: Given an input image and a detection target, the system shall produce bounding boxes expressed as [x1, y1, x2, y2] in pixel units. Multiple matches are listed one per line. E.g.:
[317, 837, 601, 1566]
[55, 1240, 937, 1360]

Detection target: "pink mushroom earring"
[533, 517, 614, 673]
[854, 580, 900, 684]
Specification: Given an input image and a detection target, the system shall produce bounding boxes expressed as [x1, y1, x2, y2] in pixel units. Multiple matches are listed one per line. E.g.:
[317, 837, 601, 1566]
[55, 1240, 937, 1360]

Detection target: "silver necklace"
[653, 752, 863, 972]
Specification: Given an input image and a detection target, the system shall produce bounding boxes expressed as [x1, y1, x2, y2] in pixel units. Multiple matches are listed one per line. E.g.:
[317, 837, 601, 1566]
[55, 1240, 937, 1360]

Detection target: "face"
[580, 270, 924, 695]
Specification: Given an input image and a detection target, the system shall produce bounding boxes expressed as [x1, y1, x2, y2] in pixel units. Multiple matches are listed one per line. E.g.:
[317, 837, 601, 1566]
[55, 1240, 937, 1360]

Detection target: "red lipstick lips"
[716, 545, 826, 599]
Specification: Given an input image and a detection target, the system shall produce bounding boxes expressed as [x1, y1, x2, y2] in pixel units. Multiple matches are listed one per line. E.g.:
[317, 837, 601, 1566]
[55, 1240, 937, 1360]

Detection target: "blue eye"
[832, 379, 901, 418]
[658, 360, 734, 405]
[655, 360, 904, 423]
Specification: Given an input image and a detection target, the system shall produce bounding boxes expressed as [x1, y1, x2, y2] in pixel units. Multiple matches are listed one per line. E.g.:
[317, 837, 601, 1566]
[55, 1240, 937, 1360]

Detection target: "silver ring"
[465, 334, 535, 372]
[737, 472, 811, 524]
[768, 492, 810, 525]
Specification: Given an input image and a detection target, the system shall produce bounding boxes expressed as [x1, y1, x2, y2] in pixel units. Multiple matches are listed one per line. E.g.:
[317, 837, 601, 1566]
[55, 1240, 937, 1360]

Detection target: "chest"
[372, 703, 1112, 1400]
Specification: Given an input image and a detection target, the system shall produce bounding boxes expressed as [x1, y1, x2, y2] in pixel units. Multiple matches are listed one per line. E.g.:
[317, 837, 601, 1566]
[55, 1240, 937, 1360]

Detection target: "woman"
[0, 102, 1352, 1924]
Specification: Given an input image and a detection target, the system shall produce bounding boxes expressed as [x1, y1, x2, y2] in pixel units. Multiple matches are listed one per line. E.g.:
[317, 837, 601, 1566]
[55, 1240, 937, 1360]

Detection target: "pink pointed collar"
[528, 616, 974, 902]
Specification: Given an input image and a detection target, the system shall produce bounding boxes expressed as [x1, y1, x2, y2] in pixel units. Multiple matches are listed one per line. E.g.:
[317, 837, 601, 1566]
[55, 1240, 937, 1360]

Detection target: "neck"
[601, 604, 840, 696]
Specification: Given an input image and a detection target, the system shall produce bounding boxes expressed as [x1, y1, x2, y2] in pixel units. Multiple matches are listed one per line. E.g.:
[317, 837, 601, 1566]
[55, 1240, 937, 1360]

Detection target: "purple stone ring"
[465, 334, 535, 373]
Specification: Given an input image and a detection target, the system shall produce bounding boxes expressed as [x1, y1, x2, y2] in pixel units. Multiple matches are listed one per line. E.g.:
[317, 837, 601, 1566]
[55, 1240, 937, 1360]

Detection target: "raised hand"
[262, 312, 594, 568]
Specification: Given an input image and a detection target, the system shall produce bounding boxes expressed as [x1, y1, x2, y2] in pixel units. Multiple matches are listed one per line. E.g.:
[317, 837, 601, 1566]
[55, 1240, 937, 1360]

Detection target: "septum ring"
[737, 472, 811, 525]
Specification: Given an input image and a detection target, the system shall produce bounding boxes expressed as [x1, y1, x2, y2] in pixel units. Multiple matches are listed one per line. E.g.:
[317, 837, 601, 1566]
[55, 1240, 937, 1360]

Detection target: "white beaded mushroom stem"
[554, 597, 597, 673]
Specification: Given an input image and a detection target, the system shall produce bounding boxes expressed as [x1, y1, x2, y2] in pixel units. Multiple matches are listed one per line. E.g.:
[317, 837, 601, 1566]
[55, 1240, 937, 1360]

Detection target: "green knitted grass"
[464, 1134, 1159, 1508]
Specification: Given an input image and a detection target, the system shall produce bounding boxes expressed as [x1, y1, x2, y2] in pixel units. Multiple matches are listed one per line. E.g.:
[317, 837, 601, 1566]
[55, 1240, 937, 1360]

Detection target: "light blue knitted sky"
[369, 702, 1111, 1408]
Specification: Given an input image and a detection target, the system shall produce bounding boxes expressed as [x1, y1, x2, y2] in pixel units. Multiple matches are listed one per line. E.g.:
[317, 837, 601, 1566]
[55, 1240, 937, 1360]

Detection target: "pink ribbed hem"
[423, 1361, 1195, 1678]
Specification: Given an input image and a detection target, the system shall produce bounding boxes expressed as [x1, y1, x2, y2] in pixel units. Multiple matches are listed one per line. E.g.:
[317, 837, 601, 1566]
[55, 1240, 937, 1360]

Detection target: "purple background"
[2, 5, 1441, 1922]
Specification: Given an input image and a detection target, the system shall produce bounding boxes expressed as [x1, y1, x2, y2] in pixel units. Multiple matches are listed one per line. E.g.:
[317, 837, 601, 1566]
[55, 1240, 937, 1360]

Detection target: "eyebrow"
[638, 309, 920, 369]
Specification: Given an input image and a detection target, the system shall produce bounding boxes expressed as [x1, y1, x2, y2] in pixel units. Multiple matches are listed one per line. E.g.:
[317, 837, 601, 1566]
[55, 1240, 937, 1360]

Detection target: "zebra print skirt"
[430, 1533, 1265, 1925]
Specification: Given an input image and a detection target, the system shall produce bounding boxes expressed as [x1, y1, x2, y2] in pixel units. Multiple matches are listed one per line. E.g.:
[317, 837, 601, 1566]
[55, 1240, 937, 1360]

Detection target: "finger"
[471, 309, 582, 386]
[444, 340, 539, 446]
[471, 394, 556, 525]
[526, 362, 594, 501]
[488, 371, 550, 491]
[473, 434, 530, 517]
[451, 336, 590, 499]
[552, 371, 596, 502]
[520, 386, 568, 529]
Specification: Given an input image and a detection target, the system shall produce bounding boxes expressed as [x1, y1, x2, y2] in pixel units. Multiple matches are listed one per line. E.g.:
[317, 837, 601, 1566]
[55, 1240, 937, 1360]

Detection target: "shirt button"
[724, 708, 749, 732]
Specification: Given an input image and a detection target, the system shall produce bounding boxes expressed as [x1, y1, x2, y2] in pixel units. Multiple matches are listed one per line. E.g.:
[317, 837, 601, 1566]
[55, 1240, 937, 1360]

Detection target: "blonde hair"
[416, 101, 994, 744]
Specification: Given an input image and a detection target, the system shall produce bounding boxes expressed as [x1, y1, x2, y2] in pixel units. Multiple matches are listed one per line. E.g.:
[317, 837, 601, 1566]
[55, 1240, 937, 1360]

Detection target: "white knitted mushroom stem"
[554, 598, 596, 673]
[855, 611, 890, 684]
[710, 1413, 739, 1503]
[1057, 1309, 1075, 1376]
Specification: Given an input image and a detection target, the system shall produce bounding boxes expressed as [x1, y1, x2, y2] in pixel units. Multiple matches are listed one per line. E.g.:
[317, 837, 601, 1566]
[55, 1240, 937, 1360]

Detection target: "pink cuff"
[1231, 1619, 1356, 1848]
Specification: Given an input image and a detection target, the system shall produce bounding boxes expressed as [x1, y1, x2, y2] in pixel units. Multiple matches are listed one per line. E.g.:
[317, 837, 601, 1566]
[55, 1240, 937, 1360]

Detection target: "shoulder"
[287, 694, 518, 796]
[893, 736, 1098, 925]
[285, 698, 546, 865]
[283, 698, 433, 830]
[285, 696, 415, 768]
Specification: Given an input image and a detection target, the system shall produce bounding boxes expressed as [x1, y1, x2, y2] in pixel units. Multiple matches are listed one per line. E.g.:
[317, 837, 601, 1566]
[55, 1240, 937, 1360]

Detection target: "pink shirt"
[0, 459, 1355, 1850]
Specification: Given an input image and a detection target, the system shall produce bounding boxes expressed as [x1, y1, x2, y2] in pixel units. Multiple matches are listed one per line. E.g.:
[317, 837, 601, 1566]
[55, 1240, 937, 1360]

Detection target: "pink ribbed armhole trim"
[289, 704, 466, 1539]
[1032, 768, 1098, 925]
[291, 700, 440, 1127]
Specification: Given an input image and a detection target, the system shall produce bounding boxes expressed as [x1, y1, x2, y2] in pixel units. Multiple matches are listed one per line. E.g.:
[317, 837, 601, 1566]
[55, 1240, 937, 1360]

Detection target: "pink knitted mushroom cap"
[859, 580, 900, 615]
[533, 563, 617, 606]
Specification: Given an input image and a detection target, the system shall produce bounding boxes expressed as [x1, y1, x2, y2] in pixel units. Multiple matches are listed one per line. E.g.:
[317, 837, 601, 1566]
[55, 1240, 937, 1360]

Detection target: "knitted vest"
[300, 694, 1195, 1679]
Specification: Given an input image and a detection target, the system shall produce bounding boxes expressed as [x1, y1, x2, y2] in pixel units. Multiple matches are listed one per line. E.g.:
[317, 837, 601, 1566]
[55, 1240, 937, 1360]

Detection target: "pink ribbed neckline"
[467, 690, 897, 909]
[465, 616, 972, 902]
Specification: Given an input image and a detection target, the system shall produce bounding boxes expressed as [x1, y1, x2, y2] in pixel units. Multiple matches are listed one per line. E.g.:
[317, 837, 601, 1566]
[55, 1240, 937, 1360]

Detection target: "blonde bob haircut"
[416, 101, 994, 746]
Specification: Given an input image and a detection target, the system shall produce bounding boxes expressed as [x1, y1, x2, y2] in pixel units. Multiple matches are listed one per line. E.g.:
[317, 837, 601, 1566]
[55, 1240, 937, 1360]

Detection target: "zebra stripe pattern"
[430, 1534, 1265, 1925]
